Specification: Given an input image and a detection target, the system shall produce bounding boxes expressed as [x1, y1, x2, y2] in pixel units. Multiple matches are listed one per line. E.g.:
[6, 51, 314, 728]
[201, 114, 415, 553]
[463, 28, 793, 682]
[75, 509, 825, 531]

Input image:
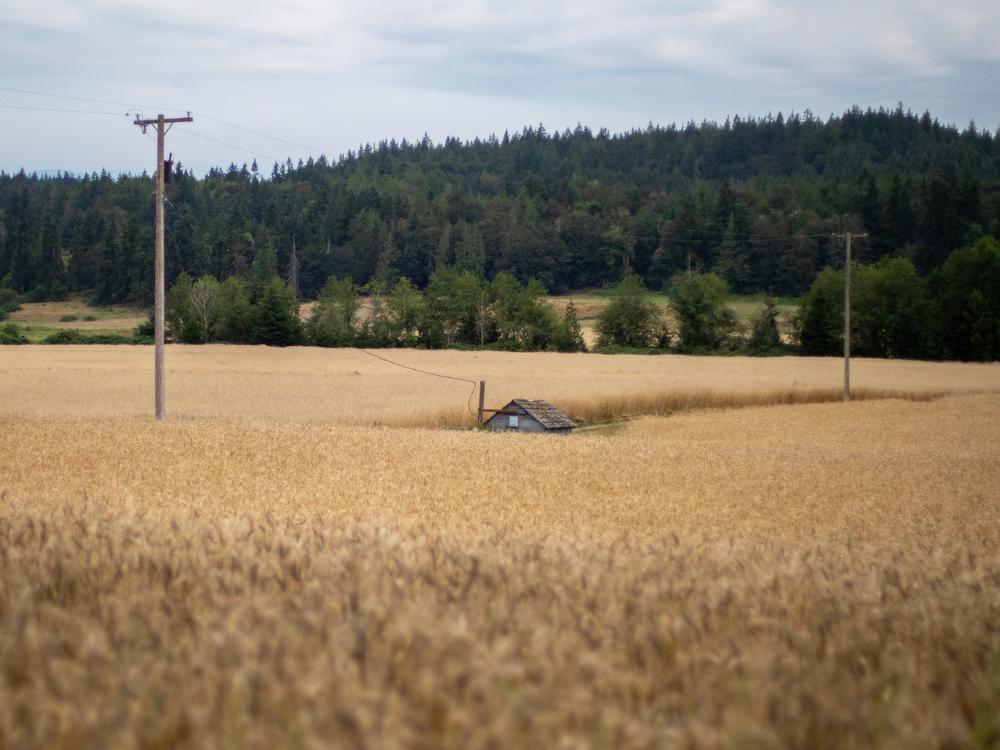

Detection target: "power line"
[1, 85, 326, 155]
[193, 113, 324, 155]
[173, 128, 280, 164]
[0, 103, 128, 116]
[0, 85, 183, 113]
[355, 348, 479, 417]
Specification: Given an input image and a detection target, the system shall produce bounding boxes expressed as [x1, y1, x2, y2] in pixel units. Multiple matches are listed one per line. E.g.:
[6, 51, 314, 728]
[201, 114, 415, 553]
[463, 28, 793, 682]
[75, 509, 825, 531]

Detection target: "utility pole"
[478, 381, 486, 427]
[134, 113, 193, 420]
[832, 231, 867, 402]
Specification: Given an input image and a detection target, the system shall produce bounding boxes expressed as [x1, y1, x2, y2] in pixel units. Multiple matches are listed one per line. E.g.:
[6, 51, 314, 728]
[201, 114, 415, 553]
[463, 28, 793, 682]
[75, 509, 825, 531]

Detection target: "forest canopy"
[0, 104, 997, 309]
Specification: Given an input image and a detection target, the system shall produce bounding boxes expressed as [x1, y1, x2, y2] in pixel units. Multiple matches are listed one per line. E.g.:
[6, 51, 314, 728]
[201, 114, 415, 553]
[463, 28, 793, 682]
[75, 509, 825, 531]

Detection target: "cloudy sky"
[1, 0, 998, 175]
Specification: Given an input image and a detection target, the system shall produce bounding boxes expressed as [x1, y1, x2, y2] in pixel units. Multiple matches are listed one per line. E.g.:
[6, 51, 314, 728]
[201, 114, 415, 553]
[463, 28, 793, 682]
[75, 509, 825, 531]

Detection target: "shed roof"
[504, 399, 577, 430]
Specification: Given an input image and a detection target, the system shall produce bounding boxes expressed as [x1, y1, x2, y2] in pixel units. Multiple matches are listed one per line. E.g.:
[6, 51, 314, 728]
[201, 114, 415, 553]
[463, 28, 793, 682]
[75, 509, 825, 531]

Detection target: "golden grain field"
[1, 348, 999, 748]
[3, 344, 999, 426]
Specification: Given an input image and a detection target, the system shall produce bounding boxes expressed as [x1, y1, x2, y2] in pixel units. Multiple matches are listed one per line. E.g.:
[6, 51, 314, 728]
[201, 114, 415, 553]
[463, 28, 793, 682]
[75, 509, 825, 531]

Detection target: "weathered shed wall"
[483, 399, 576, 434]
[485, 413, 547, 433]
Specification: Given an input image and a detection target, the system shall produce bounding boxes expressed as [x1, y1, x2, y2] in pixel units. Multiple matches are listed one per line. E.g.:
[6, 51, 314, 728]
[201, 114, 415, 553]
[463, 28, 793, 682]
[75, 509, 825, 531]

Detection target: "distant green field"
[8, 297, 147, 343]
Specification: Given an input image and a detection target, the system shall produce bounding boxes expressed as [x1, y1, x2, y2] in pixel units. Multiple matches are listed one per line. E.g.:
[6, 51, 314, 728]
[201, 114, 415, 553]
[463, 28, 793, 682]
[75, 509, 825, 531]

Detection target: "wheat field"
[3, 344, 999, 426]
[1, 347, 1000, 748]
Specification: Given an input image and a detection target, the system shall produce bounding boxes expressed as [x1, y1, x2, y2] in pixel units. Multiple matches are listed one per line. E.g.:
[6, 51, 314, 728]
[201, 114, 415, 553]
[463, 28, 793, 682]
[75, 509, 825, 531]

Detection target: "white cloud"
[0, 0, 997, 173]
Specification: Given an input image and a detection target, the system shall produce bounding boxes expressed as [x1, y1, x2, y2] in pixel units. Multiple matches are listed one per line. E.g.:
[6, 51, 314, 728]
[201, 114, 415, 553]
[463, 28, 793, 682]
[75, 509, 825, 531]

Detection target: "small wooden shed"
[484, 399, 577, 434]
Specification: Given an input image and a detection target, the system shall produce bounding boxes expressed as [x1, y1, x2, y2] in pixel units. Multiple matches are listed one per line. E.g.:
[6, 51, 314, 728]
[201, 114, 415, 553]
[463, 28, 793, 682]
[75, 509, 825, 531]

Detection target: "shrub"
[382, 277, 423, 346]
[852, 258, 930, 359]
[595, 275, 662, 348]
[215, 278, 252, 343]
[43, 330, 134, 345]
[420, 267, 482, 347]
[43, 330, 84, 344]
[795, 268, 843, 355]
[798, 259, 935, 359]
[179, 319, 204, 344]
[166, 273, 195, 339]
[932, 236, 1000, 361]
[489, 276, 561, 351]
[0, 322, 28, 344]
[668, 272, 742, 352]
[134, 315, 155, 338]
[309, 276, 359, 347]
[746, 298, 785, 354]
[0, 288, 21, 317]
[59, 314, 80, 322]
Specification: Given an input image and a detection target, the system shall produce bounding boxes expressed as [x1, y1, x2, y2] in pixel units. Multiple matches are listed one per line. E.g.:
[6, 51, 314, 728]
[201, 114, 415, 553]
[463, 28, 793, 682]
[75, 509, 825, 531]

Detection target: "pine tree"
[434, 223, 452, 272]
[453, 222, 485, 277]
[883, 174, 915, 253]
[285, 236, 301, 301]
[90, 218, 119, 305]
[250, 241, 278, 302]
[601, 224, 635, 278]
[252, 277, 302, 346]
[712, 215, 752, 292]
[917, 168, 962, 272]
[957, 170, 983, 228]
[555, 301, 587, 352]
[374, 230, 399, 289]
[858, 175, 884, 260]
[67, 209, 104, 290]
[33, 212, 66, 297]
[7, 189, 33, 292]
[747, 298, 783, 352]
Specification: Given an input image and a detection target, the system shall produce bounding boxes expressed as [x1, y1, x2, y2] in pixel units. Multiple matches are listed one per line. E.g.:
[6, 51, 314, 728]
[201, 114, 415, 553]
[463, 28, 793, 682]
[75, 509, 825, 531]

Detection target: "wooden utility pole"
[477, 381, 486, 427]
[134, 113, 193, 420]
[833, 232, 867, 402]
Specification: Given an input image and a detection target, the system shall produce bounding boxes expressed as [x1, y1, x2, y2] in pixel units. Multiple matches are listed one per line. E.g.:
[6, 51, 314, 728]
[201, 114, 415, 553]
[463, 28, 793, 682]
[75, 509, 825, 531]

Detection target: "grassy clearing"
[8, 296, 147, 342]
[3, 292, 794, 345]
[548, 291, 798, 346]
[1, 394, 999, 747]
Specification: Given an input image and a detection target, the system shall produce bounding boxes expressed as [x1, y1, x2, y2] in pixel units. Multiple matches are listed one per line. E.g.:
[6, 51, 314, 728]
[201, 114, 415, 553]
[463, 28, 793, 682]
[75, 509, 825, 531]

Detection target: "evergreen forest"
[1, 104, 999, 358]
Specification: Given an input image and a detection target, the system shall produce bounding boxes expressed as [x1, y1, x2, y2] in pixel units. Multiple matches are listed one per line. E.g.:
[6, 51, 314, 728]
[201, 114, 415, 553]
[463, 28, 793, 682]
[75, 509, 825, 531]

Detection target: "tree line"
[4, 232, 997, 359]
[797, 236, 1000, 361]
[131, 232, 997, 361]
[0, 104, 998, 311]
[160, 266, 587, 352]
[590, 235, 1000, 361]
